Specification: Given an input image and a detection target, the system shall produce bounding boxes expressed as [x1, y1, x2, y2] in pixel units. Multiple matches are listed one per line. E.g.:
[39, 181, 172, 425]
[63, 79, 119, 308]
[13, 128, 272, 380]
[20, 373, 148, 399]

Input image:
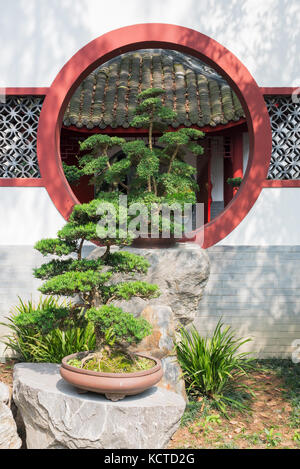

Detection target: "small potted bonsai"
[18, 197, 163, 400]
[64, 88, 205, 246]
[227, 177, 243, 196]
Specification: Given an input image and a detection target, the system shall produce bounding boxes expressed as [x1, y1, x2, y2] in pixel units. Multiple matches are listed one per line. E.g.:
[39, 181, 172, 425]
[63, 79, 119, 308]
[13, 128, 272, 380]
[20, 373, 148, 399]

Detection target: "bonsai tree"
[63, 88, 206, 237]
[227, 177, 242, 188]
[15, 196, 160, 370]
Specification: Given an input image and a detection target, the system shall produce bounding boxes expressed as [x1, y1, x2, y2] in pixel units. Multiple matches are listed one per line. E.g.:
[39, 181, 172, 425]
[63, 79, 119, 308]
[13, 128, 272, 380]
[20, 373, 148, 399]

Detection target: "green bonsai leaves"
[63, 87, 205, 202]
[32, 197, 159, 353]
[87, 305, 152, 349]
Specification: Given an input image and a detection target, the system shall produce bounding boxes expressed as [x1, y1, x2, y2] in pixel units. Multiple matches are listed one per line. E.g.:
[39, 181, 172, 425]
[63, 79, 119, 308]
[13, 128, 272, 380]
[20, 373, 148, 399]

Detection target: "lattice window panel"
[266, 96, 300, 179]
[0, 96, 43, 178]
[0, 95, 299, 180]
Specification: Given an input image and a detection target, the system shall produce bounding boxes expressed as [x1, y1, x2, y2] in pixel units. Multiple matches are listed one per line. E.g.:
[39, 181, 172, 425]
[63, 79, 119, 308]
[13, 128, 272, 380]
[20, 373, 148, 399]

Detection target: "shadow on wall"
[0, 0, 299, 86]
[184, 0, 300, 87]
[0, 0, 92, 86]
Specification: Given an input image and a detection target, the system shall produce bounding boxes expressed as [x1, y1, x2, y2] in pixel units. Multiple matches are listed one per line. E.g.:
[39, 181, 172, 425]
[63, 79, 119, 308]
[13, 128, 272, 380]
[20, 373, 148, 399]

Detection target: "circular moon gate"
[37, 23, 272, 248]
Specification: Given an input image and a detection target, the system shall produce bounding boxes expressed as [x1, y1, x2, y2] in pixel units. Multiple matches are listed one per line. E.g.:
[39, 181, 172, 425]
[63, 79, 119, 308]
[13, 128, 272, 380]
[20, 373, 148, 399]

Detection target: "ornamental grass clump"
[0, 296, 96, 363]
[13, 197, 160, 371]
[176, 320, 256, 414]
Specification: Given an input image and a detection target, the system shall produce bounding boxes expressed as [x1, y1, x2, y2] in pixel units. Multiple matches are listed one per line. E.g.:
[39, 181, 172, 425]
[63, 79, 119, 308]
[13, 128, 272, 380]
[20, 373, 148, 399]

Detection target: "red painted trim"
[232, 132, 244, 179]
[36, 23, 272, 248]
[3, 178, 298, 190]
[3, 86, 297, 99]
[263, 180, 300, 188]
[207, 146, 212, 223]
[62, 119, 247, 135]
[0, 179, 45, 187]
[4, 86, 298, 99]
[4, 88, 49, 96]
[261, 87, 299, 96]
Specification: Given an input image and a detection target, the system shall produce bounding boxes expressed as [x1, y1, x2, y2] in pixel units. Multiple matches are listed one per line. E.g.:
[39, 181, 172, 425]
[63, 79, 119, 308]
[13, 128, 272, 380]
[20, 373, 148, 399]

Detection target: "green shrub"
[175, 320, 255, 413]
[227, 177, 242, 188]
[86, 305, 152, 351]
[0, 297, 95, 363]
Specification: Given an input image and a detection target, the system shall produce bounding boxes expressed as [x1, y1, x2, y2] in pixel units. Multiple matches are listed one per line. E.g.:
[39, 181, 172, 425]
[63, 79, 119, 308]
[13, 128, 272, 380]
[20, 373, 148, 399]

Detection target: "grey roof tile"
[63, 51, 245, 130]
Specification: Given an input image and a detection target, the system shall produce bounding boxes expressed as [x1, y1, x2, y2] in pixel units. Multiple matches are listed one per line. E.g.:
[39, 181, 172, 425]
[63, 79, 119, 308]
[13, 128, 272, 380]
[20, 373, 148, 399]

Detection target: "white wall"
[2, 187, 300, 247]
[210, 137, 224, 202]
[0, 0, 299, 88]
[0, 187, 65, 245]
[218, 188, 300, 245]
[243, 132, 249, 174]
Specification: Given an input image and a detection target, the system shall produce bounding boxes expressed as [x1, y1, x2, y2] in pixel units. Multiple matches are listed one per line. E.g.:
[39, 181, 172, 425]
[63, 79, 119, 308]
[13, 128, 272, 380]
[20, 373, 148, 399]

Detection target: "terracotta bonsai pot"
[60, 351, 163, 401]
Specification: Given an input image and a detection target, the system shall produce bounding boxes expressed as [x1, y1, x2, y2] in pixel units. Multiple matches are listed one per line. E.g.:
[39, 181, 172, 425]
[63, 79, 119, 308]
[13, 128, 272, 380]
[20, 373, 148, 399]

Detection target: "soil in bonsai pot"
[68, 351, 155, 374]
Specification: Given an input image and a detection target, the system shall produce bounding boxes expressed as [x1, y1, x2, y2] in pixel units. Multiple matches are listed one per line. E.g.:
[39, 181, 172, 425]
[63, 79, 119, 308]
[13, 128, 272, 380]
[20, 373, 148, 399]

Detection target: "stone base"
[13, 363, 186, 450]
[0, 402, 22, 449]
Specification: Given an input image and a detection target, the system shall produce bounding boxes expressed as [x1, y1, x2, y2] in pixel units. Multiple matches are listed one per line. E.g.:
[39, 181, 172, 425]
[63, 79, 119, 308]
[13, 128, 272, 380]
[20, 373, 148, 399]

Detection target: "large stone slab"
[0, 402, 22, 449]
[13, 363, 186, 450]
[0, 381, 10, 406]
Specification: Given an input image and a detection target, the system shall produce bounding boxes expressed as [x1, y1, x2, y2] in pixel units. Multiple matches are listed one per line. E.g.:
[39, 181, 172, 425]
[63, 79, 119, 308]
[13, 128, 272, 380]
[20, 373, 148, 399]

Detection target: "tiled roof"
[63, 50, 245, 130]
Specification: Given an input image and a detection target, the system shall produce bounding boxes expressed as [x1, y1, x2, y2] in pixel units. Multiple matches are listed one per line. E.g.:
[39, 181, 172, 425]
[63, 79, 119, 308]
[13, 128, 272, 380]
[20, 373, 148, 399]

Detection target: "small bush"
[0, 297, 95, 363]
[175, 320, 255, 414]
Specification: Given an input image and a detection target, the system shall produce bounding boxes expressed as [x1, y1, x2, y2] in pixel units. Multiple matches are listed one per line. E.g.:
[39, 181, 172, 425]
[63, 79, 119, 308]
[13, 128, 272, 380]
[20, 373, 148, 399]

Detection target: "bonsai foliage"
[25, 197, 160, 360]
[64, 87, 205, 202]
[63, 88, 205, 237]
[227, 177, 242, 188]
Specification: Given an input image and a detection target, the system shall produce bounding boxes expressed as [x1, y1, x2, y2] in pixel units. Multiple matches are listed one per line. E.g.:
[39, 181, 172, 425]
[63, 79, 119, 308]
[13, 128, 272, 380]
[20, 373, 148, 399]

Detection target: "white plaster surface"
[0, 0, 299, 88]
[0, 187, 65, 245]
[243, 132, 249, 174]
[210, 136, 224, 202]
[218, 188, 300, 245]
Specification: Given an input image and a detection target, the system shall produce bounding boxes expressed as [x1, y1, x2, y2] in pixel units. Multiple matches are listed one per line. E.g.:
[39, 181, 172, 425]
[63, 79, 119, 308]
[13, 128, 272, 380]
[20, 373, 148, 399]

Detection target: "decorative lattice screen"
[0, 96, 43, 178]
[265, 96, 300, 179]
[0, 95, 299, 179]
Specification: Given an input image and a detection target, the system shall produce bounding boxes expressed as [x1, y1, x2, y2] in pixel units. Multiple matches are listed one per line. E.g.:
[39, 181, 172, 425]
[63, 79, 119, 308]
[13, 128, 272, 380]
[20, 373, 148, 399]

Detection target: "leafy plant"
[227, 177, 242, 188]
[263, 427, 282, 447]
[175, 319, 255, 414]
[196, 414, 222, 436]
[293, 430, 300, 444]
[0, 297, 95, 363]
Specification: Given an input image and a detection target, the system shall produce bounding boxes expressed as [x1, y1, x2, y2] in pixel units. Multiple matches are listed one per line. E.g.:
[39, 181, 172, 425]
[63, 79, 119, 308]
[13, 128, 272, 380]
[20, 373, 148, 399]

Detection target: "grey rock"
[88, 243, 210, 399]
[0, 402, 22, 449]
[0, 381, 10, 406]
[13, 363, 186, 450]
[135, 304, 187, 399]
[90, 243, 210, 326]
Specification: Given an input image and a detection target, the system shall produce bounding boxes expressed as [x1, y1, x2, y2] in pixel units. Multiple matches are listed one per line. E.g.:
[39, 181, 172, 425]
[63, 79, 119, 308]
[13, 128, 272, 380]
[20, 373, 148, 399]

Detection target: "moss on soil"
[68, 352, 155, 373]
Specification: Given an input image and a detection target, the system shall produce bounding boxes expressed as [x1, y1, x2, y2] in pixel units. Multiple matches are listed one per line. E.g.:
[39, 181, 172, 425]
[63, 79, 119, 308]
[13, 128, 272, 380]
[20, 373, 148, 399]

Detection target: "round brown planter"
[60, 352, 163, 401]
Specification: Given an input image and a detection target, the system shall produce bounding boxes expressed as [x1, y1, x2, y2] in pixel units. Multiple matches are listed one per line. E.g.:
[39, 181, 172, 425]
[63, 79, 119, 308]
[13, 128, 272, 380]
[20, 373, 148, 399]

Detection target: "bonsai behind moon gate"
[63, 88, 206, 240]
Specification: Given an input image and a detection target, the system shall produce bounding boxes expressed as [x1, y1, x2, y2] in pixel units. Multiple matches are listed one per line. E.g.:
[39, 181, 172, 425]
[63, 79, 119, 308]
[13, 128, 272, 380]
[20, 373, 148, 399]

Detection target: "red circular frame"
[37, 23, 272, 248]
